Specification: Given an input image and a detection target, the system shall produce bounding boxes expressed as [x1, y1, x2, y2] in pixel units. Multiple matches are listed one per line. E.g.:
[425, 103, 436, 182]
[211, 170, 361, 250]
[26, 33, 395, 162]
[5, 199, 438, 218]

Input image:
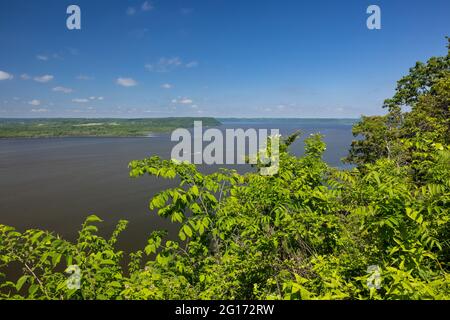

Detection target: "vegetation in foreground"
[0, 117, 221, 138]
[0, 40, 449, 300]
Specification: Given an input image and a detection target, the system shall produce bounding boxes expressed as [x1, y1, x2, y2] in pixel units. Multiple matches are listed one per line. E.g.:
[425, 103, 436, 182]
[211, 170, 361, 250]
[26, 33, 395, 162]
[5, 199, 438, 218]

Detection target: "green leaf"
[30, 231, 44, 243]
[171, 211, 184, 223]
[145, 243, 156, 255]
[191, 185, 200, 196]
[28, 284, 39, 296]
[16, 275, 29, 291]
[183, 225, 193, 238]
[52, 253, 62, 266]
[85, 215, 103, 223]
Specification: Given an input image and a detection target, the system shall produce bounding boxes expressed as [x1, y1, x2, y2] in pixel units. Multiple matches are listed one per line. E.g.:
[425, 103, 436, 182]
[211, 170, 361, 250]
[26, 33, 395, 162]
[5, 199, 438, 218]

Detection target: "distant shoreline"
[0, 117, 360, 138]
[0, 117, 221, 139]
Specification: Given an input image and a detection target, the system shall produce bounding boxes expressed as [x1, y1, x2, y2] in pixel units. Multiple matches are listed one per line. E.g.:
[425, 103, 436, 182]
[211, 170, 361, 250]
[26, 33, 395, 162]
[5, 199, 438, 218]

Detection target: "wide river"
[0, 119, 357, 253]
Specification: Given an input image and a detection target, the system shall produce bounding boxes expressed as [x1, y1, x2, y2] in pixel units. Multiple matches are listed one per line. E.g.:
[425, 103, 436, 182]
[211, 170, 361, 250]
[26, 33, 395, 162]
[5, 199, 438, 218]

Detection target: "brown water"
[0, 119, 356, 253]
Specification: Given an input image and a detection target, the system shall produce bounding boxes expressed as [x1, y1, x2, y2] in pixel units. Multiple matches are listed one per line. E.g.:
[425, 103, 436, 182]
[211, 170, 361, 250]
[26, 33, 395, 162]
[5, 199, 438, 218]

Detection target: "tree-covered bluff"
[0, 117, 221, 138]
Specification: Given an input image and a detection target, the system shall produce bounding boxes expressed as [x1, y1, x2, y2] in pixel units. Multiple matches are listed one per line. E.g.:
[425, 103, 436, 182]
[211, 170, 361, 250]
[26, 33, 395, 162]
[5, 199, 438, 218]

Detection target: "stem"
[24, 262, 51, 299]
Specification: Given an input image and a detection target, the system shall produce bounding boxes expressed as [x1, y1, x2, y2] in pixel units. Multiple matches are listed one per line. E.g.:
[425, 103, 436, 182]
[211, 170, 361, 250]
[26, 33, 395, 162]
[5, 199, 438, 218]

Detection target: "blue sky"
[0, 0, 449, 118]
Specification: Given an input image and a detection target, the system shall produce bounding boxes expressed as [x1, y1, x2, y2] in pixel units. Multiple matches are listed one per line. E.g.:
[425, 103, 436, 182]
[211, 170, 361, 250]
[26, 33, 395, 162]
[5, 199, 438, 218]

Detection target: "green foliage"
[0, 216, 127, 299]
[347, 38, 450, 168]
[0, 40, 449, 301]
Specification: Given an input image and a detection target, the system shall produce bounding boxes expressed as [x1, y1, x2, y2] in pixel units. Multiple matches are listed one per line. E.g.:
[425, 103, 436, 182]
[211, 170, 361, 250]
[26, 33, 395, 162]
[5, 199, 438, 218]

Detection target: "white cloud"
[126, 7, 136, 15]
[145, 57, 183, 72]
[116, 77, 138, 87]
[72, 98, 89, 103]
[0, 70, 13, 80]
[146, 58, 199, 72]
[31, 108, 48, 113]
[185, 61, 199, 68]
[34, 74, 54, 83]
[53, 86, 73, 94]
[36, 55, 49, 61]
[173, 98, 193, 105]
[28, 99, 41, 106]
[180, 98, 193, 104]
[87, 96, 104, 101]
[141, 1, 153, 11]
[76, 75, 93, 80]
[37, 54, 62, 61]
[128, 2, 153, 15]
[20, 74, 31, 80]
[161, 83, 173, 89]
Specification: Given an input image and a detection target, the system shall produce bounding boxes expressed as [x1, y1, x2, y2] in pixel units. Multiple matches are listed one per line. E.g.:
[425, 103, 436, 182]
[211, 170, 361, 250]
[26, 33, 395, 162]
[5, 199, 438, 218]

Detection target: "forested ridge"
[0, 40, 449, 300]
[0, 117, 221, 138]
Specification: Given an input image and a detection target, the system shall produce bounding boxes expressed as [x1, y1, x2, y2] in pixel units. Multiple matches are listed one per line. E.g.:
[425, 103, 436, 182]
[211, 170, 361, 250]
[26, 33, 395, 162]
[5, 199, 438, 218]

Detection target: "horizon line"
[0, 116, 362, 120]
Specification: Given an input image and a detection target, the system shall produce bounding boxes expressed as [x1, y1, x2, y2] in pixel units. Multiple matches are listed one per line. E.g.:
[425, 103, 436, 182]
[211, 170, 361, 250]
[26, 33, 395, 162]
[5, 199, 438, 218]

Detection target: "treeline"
[0, 117, 221, 138]
[0, 40, 448, 300]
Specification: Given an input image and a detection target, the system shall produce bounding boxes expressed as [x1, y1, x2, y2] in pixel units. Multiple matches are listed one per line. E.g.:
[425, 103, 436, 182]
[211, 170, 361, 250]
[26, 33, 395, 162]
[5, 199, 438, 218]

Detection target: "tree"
[347, 38, 450, 167]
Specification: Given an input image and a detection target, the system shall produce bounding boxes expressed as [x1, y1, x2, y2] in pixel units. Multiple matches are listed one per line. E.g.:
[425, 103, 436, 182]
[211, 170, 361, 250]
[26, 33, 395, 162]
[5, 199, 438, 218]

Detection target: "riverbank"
[0, 117, 221, 138]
